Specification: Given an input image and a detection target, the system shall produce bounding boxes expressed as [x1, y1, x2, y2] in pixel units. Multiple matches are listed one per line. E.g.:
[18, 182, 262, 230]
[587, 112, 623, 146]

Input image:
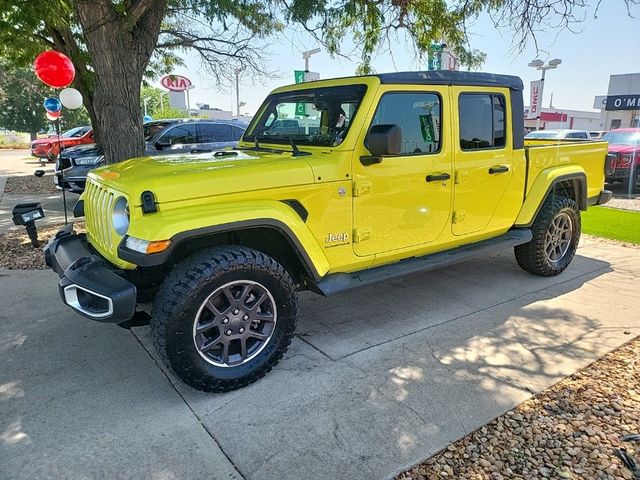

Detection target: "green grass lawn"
[581, 206, 640, 244]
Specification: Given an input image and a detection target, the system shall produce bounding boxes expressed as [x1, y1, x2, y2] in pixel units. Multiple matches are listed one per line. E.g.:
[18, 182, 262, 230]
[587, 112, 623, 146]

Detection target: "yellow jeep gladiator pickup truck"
[45, 71, 612, 392]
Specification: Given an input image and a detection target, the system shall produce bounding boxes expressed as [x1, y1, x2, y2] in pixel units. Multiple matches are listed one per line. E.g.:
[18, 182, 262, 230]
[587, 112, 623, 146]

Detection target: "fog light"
[12, 203, 45, 247]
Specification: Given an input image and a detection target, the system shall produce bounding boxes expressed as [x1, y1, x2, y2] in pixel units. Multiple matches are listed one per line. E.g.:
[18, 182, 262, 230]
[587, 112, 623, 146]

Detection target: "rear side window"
[161, 124, 197, 144]
[368, 92, 441, 155]
[459, 93, 506, 150]
[198, 124, 233, 143]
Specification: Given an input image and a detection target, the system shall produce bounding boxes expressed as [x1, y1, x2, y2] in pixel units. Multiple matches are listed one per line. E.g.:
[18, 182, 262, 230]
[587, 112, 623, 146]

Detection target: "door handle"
[426, 173, 451, 182]
[489, 165, 509, 174]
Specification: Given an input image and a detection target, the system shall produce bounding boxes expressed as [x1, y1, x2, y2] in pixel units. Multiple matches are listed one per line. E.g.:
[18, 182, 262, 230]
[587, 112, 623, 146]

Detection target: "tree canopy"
[0, 0, 637, 163]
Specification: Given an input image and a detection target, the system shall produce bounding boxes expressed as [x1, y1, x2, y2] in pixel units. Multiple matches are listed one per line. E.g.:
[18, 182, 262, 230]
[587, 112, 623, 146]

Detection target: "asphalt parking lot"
[1, 237, 638, 480]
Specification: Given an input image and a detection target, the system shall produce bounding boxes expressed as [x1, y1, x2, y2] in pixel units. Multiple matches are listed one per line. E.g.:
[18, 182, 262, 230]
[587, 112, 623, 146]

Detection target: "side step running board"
[314, 229, 533, 296]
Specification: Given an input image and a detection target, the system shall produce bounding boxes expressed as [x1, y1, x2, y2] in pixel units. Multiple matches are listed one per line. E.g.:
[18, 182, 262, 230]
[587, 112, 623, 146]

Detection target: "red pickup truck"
[31, 126, 94, 161]
[603, 128, 640, 193]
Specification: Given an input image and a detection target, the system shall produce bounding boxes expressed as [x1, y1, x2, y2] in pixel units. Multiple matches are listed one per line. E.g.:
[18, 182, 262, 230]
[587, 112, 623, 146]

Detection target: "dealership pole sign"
[527, 80, 542, 120]
[605, 95, 640, 111]
[161, 74, 193, 91]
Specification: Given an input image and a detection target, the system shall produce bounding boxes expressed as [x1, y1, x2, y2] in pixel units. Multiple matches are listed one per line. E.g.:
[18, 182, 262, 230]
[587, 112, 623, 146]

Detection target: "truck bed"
[523, 139, 608, 202]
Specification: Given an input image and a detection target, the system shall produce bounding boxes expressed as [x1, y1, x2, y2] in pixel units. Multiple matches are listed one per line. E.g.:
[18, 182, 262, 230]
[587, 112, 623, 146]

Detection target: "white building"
[524, 107, 603, 132]
[594, 73, 640, 130]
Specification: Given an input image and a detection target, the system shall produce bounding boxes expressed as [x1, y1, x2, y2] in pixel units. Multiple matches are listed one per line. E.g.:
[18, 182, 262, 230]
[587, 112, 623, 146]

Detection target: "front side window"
[160, 124, 197, 144]
[245, 84, 367, 147]
[368, 92, 441, 155]
[198, 124, 233, 143]
[459, 93, 506, 150]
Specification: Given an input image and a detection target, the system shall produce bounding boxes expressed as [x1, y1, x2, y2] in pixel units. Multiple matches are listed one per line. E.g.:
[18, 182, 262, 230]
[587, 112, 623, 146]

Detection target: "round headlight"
[112, 197, 129, 235]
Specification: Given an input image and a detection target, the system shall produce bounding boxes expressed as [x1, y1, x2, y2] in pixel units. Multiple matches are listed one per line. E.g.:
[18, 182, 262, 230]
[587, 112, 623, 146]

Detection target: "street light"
[302, 48, 321, 72]
[528, 58, 562, 130]
[234, 68, 242, 119]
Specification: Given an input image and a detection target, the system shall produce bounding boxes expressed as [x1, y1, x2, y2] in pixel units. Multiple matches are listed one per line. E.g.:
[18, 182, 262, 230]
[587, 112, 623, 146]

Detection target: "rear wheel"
[151, 246, 298, 392]
[515, 196, 580, 276]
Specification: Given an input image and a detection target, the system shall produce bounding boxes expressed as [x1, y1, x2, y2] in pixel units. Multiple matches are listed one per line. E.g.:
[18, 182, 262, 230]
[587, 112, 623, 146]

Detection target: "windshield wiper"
[289, 137, 311, 157]
[236, 137, 284, 154]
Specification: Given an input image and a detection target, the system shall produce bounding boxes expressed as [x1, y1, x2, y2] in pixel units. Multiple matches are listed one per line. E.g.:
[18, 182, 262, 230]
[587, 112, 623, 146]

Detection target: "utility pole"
[234, 68, 242, 118]
[528, 58, 562, 130]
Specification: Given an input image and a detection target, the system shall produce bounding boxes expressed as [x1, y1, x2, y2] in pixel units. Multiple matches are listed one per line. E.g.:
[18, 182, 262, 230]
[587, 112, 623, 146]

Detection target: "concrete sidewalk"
[1, 238, 638, 479]
[0, 149, 78, 233]
[0, 270, 242, 480]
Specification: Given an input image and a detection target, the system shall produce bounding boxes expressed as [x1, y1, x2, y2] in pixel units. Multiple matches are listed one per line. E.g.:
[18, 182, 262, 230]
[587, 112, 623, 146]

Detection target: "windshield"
[602, 131, 640, 146]
[526, 131, 561, 139]
[244, 84, 367, 147]
[144, 122, 171, 141]
[61, 126, 89, 138]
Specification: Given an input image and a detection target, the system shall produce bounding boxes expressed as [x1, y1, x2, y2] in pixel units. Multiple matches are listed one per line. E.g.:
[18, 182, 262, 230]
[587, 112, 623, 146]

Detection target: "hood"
[88, 149, 317, 205]
[32, 138, 54, 146]
[608, 143, 640, 155]
[61, 143, 102, 157]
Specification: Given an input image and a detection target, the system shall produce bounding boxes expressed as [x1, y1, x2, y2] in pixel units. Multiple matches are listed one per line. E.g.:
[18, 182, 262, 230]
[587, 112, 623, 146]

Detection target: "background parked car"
[602, 128, 640, 193]
[55, 119, 247, 193]
[525, 129, 591, 140]
[31, 126, 93, 160]
[589, 130, 607, 139]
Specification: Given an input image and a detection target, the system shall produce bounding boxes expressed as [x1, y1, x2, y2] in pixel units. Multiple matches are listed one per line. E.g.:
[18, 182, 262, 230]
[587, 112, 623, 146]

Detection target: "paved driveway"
[1, 239, 638, 479]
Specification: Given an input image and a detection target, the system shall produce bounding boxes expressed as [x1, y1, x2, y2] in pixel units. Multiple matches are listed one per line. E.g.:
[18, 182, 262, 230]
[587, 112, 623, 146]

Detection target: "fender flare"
[515, 169, 587, 227]
[118, 202, 331, 279]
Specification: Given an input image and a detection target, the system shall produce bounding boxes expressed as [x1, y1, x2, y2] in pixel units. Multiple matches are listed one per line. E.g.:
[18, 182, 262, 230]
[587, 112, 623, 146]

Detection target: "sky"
[162, 2, 640, 116]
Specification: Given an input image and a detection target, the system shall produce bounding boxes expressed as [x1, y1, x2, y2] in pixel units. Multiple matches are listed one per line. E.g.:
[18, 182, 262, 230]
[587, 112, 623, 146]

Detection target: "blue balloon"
[143, 115, 153, 123]
[43, 97, 62, 113]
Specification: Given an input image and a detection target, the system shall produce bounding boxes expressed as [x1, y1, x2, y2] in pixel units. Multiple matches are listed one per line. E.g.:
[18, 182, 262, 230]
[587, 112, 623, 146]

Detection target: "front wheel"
[515, 196, 581, 276]
[151, 246, 298, 392]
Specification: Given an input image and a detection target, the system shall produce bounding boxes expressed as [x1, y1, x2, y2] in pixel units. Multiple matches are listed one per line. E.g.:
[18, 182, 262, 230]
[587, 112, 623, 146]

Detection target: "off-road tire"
[515, 196, 581, 277]
[151, 245, 298, 392]
[624, 170, 640, 194]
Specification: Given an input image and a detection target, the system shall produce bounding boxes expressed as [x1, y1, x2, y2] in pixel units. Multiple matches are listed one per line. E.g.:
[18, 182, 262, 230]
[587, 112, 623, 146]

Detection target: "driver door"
[352, 87, 453, 257]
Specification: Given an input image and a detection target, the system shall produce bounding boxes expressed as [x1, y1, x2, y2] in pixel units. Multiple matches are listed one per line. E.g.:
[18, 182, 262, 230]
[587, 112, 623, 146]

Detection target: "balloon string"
[57, 119, 68, 225]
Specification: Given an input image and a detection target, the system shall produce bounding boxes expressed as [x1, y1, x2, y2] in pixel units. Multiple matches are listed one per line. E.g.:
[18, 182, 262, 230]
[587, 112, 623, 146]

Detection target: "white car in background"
[525, 129, 591, 140]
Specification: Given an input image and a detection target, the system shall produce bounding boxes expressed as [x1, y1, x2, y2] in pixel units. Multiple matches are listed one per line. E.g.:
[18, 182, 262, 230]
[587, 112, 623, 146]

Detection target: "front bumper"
[44, 225, 136, 323]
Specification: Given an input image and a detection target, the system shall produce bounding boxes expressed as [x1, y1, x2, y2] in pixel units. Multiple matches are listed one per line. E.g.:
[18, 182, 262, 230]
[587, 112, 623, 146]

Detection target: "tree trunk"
[30, 131, 37, 141]
[74, 0, 166, 164]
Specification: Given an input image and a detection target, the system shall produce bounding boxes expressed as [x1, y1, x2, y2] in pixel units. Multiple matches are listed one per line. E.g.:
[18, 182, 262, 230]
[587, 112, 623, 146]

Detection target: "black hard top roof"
[374, 71, 523, 91]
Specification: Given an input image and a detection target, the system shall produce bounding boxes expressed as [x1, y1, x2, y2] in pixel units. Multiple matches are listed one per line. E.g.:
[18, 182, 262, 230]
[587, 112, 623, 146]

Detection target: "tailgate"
[524, 140, 608, 200]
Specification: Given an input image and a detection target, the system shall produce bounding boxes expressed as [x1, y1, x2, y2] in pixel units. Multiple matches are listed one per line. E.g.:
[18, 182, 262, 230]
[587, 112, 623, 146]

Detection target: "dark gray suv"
[55, 118, 247, 193]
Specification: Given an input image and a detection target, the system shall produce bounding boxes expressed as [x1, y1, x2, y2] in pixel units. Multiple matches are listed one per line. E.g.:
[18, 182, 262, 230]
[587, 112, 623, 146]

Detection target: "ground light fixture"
[12, 203, 45, 247]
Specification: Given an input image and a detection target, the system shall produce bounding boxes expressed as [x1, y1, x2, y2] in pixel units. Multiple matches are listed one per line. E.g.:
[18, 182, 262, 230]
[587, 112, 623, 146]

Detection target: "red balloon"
[46, 111, 61, 120]
[34, 51, 75, 88]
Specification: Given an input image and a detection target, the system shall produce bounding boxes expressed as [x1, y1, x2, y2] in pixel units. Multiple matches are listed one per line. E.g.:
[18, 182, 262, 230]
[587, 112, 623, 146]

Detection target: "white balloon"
[59, 88, 83, 109]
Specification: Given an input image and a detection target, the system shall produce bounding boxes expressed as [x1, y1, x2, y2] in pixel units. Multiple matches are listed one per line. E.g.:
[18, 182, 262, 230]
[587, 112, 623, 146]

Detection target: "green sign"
[294, 70, 306, 116]
[419, 114, 435, 143]
[428, 43, 443, 71]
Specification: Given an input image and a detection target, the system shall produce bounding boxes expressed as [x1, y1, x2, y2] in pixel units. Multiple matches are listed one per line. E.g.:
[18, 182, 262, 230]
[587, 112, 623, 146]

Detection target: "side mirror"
[155, 138, 172, 149]
[361, 124, 401, 165]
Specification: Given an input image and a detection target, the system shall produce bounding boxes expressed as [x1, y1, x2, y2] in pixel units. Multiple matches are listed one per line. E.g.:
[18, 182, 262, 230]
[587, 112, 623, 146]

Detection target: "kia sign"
[605, 94, 640, 111]
[527, 80, 542, 120]
[161, 75, 192, 92]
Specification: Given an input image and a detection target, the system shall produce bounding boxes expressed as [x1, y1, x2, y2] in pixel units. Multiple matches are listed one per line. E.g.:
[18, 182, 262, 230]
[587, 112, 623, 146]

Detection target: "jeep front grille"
[85, 180, 117, 252]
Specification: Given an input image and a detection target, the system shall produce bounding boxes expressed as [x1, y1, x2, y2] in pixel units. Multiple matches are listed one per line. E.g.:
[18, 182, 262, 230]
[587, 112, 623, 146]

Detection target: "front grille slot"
[85, 181, 116, 252]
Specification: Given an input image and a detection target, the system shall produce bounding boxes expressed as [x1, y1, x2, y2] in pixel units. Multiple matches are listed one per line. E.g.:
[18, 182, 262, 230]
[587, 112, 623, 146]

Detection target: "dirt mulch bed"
[583, 234, 640, 250]
[398, 336, 640, 480]
[0, 222, 84, 270]
[3, 173, 59, 195]
[606, 197, 640, 212]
